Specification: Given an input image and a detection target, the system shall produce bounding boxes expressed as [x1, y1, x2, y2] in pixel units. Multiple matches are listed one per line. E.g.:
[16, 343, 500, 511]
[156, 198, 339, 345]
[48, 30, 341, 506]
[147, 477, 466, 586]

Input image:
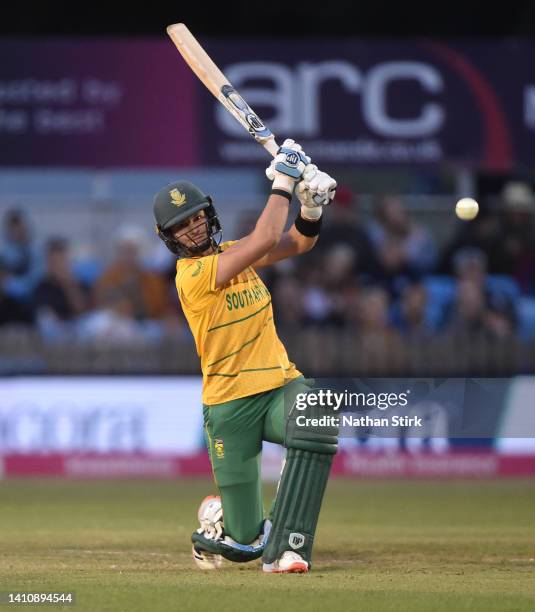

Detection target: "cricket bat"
[166, 23, 279, 158]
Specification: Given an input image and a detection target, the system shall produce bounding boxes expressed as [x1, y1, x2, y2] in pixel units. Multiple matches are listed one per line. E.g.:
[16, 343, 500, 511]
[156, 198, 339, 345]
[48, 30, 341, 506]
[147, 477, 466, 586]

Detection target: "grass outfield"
[0, 479, 534, 611]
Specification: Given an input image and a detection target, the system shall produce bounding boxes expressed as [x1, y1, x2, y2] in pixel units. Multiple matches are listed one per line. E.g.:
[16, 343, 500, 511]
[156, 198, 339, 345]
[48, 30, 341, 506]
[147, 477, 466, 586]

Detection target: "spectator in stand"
[392, 281, 433, 337]
[34, 238, 89, 322]
[357, 287, 391, 332]
[454, 247, 486, 289]
[355, 287, 405, 372]
[300, 266, 334, 327]
[0, 209, 42, 301]
[447, 279, 487, 336]
[272, 274, 303, 328]
[297, 244, 359, 328]
[367, 194, 437, 292]
[439, 204, 500, 276]
[445, 249, 517, 338]
[485, 293, 517, 339]
[315, 185, 378, 280]
[339, 282, 361, 328]
[0, 257, 33, 327]
[78, 292, 150, 344]
[494, 181, 535, 292]
[321, 244, 359, 327]
[439, 181, 535, 287]
[454, 247, 517, 328]
[94, 225, 171, 320]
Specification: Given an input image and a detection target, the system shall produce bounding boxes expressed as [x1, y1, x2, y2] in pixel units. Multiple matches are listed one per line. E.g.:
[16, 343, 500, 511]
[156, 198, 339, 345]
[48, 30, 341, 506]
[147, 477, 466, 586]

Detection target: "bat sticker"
[220, 84, 272, 140]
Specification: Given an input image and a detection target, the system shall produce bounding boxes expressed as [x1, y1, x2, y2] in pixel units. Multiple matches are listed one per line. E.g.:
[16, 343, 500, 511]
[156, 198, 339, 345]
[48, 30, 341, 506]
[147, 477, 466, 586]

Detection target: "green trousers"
[203, 377, 304, 544]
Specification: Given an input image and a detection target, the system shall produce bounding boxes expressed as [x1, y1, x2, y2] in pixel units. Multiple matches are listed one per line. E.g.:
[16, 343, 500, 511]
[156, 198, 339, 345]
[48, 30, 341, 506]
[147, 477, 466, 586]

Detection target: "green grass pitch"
[1, 478, 534, 611]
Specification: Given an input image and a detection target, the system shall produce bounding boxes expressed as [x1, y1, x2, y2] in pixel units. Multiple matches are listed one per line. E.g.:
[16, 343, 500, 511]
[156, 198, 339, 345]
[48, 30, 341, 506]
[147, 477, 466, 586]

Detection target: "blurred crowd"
[269, 181, 535, 344]
[0, 212, 181, 345]
[1, 180, 535, 349]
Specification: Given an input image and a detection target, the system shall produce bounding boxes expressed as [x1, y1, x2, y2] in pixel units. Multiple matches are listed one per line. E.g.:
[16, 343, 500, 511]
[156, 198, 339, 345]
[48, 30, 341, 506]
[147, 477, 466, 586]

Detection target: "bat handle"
[264, 137, 279, 158]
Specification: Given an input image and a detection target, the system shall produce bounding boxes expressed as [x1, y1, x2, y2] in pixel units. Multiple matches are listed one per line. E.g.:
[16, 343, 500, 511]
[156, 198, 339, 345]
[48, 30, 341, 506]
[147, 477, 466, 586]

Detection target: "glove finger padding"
[296, 180, 309, 198]
[279, 140, 311, 165]
[303, 170, 337, 206]
[317, 175, 337, 194]
[296, 181, 315, 205]
[304, 170, 336, 192]
[302, 164, 318, 183]
[304, 173, 322, 193]
[312, 188, 336, 206]
[296, 183, 323, 220]
[265, 164, 276, 181]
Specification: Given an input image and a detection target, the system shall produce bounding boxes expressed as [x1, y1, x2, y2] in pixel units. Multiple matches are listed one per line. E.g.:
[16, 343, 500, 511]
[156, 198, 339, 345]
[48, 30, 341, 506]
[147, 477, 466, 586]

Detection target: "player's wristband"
[294, 211, 323, 237]
[271, 188, 292, 202]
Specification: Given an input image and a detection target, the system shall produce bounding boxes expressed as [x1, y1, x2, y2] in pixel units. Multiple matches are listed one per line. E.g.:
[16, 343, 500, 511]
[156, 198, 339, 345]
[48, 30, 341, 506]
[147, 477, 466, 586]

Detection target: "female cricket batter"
[153, 140, 338, 573]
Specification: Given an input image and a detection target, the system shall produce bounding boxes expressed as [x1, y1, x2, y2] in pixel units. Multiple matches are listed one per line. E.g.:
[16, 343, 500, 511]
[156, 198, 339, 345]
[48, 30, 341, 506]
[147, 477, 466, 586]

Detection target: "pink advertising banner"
[0, 39, 197, 167]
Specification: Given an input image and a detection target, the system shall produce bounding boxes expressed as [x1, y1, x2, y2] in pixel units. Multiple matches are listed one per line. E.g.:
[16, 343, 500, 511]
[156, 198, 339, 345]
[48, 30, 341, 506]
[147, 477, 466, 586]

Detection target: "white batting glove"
[266, 139, 311, 194]
[296, 165, 337, 220]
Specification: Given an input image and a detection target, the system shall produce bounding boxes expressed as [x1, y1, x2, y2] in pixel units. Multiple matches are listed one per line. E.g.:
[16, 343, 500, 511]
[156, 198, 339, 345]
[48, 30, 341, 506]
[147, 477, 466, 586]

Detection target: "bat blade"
[167, 23, 279, 157]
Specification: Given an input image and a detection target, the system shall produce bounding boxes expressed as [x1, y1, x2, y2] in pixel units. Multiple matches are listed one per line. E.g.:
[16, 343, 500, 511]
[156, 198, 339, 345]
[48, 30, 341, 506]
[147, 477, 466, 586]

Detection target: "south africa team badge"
[214, 439, 224, 459]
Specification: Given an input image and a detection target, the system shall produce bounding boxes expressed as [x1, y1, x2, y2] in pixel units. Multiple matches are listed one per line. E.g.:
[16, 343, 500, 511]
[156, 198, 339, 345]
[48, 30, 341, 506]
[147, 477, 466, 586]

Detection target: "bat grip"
[264, 137, 279, 158]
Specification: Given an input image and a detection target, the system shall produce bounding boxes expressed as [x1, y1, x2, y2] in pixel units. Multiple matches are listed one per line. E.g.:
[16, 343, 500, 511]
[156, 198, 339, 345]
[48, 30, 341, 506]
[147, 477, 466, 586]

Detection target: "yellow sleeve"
[176, 254, 219, 311]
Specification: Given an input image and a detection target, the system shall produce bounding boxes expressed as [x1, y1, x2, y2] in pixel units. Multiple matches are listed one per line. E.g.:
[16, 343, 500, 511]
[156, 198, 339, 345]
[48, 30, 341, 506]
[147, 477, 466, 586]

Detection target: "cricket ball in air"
[455, 197, 479, 221]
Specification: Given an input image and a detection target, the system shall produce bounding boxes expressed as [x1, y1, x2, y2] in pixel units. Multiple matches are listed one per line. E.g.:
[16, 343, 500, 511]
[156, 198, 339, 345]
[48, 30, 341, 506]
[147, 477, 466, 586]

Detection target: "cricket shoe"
[262, 551, 309, 574]
[192, 543, 223, 570]
[192, 495, 223, 570]
[197, 495, 223, 539]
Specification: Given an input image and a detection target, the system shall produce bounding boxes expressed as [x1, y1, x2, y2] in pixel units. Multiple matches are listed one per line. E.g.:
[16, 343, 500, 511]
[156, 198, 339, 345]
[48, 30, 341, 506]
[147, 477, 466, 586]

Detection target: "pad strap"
[192, 520, 271, 563]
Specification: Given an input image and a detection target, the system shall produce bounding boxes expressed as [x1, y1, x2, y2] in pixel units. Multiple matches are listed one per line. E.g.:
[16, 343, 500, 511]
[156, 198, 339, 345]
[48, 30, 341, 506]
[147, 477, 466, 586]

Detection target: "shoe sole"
[263, 562, 309, 574]
[192, 545, 222, 570]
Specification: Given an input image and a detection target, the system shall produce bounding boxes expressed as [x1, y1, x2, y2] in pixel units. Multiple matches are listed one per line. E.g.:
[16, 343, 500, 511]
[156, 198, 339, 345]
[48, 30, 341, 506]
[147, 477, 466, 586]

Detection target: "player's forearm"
[286, 224, 318, 254]
[257, 137, 309, 250]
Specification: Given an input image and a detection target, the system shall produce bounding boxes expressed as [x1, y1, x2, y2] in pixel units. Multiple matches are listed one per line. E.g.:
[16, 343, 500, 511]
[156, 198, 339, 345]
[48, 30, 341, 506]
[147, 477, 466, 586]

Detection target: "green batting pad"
[262, 448, 334, 566]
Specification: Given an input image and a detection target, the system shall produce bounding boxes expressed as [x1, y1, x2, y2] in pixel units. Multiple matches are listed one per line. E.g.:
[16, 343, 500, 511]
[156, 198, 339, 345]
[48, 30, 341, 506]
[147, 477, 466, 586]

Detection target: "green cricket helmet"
[153, 180, 222, 256]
